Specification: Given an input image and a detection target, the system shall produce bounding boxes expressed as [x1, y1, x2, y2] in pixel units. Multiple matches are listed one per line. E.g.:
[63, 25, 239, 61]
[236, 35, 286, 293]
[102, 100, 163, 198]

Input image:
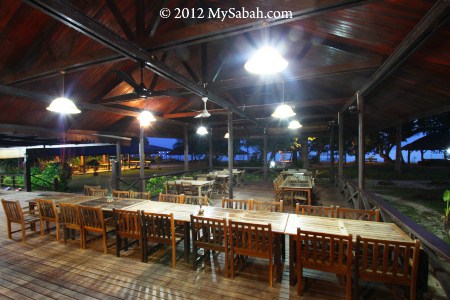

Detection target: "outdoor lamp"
[138, 110, 155, 126]
[288, 120, 302, 129]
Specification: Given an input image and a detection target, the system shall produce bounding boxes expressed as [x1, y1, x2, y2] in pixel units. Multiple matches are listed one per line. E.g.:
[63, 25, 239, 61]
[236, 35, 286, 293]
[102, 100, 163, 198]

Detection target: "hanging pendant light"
[224, 132, 229, 138]
[288, 120, 302, 129]
[272, 81, 295, 118]
[197, 125, 208, 135]
[47, 71, 81, 114]
[138, 110, 155, 126]
[245, 46, 288, 75]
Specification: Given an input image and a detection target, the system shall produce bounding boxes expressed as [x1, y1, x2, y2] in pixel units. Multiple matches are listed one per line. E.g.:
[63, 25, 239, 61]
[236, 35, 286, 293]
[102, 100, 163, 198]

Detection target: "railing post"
[23, 151, 32, 192]
[12, 175, 16, 189]
[53, 178, 58, 191]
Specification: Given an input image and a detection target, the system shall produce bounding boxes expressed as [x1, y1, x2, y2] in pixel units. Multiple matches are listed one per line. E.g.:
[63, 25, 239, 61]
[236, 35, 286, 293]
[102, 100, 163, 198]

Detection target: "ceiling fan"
[195, 96, 211, 118]
[112, 62, 151, 99]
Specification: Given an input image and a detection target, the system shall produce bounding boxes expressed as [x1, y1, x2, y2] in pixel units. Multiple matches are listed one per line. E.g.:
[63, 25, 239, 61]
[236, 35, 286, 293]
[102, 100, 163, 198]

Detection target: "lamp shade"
[46, 97, 81, 114]
[244, 46, 288, 74]
[224, 132, 229, 138]
[138, 110, 155, 126]
[271, 104, 296, 118]
[197, 125, 208, 135]
[288, 120, 302, 129]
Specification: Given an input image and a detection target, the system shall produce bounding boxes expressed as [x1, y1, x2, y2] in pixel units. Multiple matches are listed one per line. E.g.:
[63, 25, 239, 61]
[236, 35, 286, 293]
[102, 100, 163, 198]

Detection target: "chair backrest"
[296, 204, 334, 217]
[78, 205, 106, 233]
[228, 220, 272, 259]
[175, 182, 184, 195]
[251, 200, 283, 212]
[59, 203, 82, 228]
[196, 175, 208, 181]
[129, 191, 152, 200]
[355, 236, 420, 295]
[222, 198, 250, 210]
[184, 195, 209, 206]
[191, 215, 227, 251]
[181, 181, 196, 195]
[113, 209, 142, 239]
[159, 193, 184, 204]
[36, 199, 58, 221]
[336, 207, 380, 222]
[112, 190, 130, 198]
[297, 228, 352, 274]
[140, 211, 175, 244]
[90, 188, 108, 197]
[84, 185, 101, 196]
[181, 176, 194, 180]
[165, 181, 177, 194]
[1, 199, 24, 223]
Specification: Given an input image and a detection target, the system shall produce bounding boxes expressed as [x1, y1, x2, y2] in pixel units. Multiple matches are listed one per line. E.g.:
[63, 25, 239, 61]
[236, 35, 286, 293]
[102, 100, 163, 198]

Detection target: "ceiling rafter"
[7, 0, 374, 85]
[106, 0, 135, 41]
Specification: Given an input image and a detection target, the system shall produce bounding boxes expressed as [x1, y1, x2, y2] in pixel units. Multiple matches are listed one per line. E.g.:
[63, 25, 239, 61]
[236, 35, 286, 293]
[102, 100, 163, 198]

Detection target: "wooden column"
[263, 128, 268, 182]
[23, 150, 31, 192]
[227, 111, 234, 198]
[395, 123, 403, 174]
[357, 92, 365, 195]
[81, 155, 86, 173]
[338, 112, 344, 176]
[330, 125, 335, 167]
[184, 125, 189, 171]
[116, 142, 121, 176]
[301, 136, 309, 169]
[208, 128, 213, 169]
[139, 126, 146, 192]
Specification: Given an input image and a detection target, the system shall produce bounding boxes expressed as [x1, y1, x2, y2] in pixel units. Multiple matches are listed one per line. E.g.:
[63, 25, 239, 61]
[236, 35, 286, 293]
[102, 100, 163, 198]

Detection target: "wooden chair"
[191, 215, 228, 276]
[159, 193, 184, 204]
[36, 199, 60, 240]
[84, 185, 101, 196]
[251, 200, 283, 212]
[78, 205, 115, 254]
[228, 220, 274, 287]
[272, 176, 283, 201]
[221, 198, 250, 210]
[181, 176, 194, 180]
[354, 236, 421, 300]
[184, 195, 209, 206]
[196, 175, 208, 181]
[112, 190, 130, 198]
[181, 182, 196, 195]
[175, 182, 184, 195]
[336, 207, 380, 222]
[296, 204, 334, 217]
[129, 191, 152, 200]
[90, 188, 108, 197]
[59, 203, 83, 248]
[113, 209, 143, 261]
[296, 228, 353, 299]
[165, 181, 177, 194]
[1, 199, 40, 242]
[140, 211, 180, 268]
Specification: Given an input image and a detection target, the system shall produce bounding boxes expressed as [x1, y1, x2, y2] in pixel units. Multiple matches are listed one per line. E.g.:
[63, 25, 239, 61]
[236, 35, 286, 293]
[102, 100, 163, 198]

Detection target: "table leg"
[184, 222, 190, 263]
[289, 235, 296, 286]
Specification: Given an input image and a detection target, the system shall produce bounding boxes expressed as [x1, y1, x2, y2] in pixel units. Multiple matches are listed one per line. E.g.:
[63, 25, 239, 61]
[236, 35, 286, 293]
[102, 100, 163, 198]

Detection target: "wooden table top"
[77, 197, 148, 211]
[174, 179, 213, 186]
[198, 207, 289, 233]
[280, 176, 313, 189]
[285, 214, 412, 243]
[126, 201, 201, 222]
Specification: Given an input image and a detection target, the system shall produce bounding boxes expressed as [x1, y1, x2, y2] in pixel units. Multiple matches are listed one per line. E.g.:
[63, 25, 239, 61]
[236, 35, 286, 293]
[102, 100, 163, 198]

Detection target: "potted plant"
[86, 159, 100, 176]
[443, 189, 450, 240]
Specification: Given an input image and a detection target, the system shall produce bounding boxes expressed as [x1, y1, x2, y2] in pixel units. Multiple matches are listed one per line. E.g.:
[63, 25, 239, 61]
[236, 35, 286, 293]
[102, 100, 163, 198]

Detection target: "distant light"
[47, 97, 81, 114]
[244, 46, 288, 74]
[197, 126, 208, 135]
[224, 132, 229, 138]
[272, 104, 296, 118]
[270, 161, 276, 168]
[288, 120, 302, 129]
[138, 110, 155, 126]
[447, 148, 450, 155]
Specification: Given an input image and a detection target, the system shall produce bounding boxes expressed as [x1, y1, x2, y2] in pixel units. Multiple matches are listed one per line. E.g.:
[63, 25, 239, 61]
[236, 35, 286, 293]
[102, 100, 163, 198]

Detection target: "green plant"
[86, 159, 100, 175]
[443, 189, 450, 241]
[146, 176, 167, 196]
[30, 162, 72, 191]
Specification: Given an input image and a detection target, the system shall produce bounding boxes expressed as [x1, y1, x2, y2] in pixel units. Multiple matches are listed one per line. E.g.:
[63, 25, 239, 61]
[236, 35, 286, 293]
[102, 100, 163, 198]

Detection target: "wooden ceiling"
[0, 0, 449, 147]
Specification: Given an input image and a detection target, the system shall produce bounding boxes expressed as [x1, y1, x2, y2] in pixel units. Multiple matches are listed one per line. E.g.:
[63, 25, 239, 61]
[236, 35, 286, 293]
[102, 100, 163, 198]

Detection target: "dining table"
[174, 179, 214, 196]
[279, 176, 313, 205]
[284, 214, 414, 285]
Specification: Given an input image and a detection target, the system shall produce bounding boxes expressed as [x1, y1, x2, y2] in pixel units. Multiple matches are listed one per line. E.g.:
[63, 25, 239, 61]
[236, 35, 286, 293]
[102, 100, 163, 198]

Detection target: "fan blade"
[112, 70, 140, 90]
[194, 113, 203, 118]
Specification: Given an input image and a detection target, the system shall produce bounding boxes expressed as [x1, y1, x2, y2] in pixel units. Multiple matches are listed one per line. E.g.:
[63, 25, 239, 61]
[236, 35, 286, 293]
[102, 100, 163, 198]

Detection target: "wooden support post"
[184, 125, 189, 172]
[139, 126, 146, 192]
[263, 128, 268, 182]
[227, 110, 234, 199]
[301, 136, 309, 169]
[338, 112, 344, 176]
[23, 150, 31, 192]
[395, 123, 402, 174]
[116, 142, 121, 176]
[357, 92, 365, 208]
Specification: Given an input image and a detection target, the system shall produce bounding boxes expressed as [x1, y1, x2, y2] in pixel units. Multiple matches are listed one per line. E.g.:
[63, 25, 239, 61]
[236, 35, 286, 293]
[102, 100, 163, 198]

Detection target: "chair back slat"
[229, 220, 272, 258]
[90, 188, 108, 197]
[251, 200, 283, 212]
[59, 203, 82, 227]
[129, 191, 151, 200]
[36, 199, 58, 220]
[159, 193, 184, 204]
[296, 204, 334, 217]
[336, 207, 380, 222]
[113, 209, 141, 238]
[222, 198, 250, 210]
[84, 185, 101, 196]
[191, 215, 227, 250]
[112, 190, 130, 198]
[79, 205, 105, 232]
[184, 195, 209, 206]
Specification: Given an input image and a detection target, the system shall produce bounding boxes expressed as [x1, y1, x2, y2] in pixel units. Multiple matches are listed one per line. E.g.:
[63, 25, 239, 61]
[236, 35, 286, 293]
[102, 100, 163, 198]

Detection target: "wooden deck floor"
[0, 180, 445, 299]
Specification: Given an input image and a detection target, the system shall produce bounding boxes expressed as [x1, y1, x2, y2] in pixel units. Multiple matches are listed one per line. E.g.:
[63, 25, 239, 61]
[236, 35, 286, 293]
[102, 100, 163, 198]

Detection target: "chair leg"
[116, 235, 121, 257]
[192, 245, 198, 270]
[103, 231, 108, 254]
[224, 250, 229, 278]
[7, 221, 12, 239]
[346, 272, 352, 300]
[230, 252, 234, 280]
[40, 220, 45, 236]
[21, 223, 26, 242]
[297, 264, 303, 295]
[269, 258, 273, 287]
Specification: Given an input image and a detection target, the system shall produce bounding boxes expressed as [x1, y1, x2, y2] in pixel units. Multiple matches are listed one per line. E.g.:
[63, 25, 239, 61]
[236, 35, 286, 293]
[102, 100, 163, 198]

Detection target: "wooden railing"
[0, 174, 24, 190]
[333, 171, 450, 297]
